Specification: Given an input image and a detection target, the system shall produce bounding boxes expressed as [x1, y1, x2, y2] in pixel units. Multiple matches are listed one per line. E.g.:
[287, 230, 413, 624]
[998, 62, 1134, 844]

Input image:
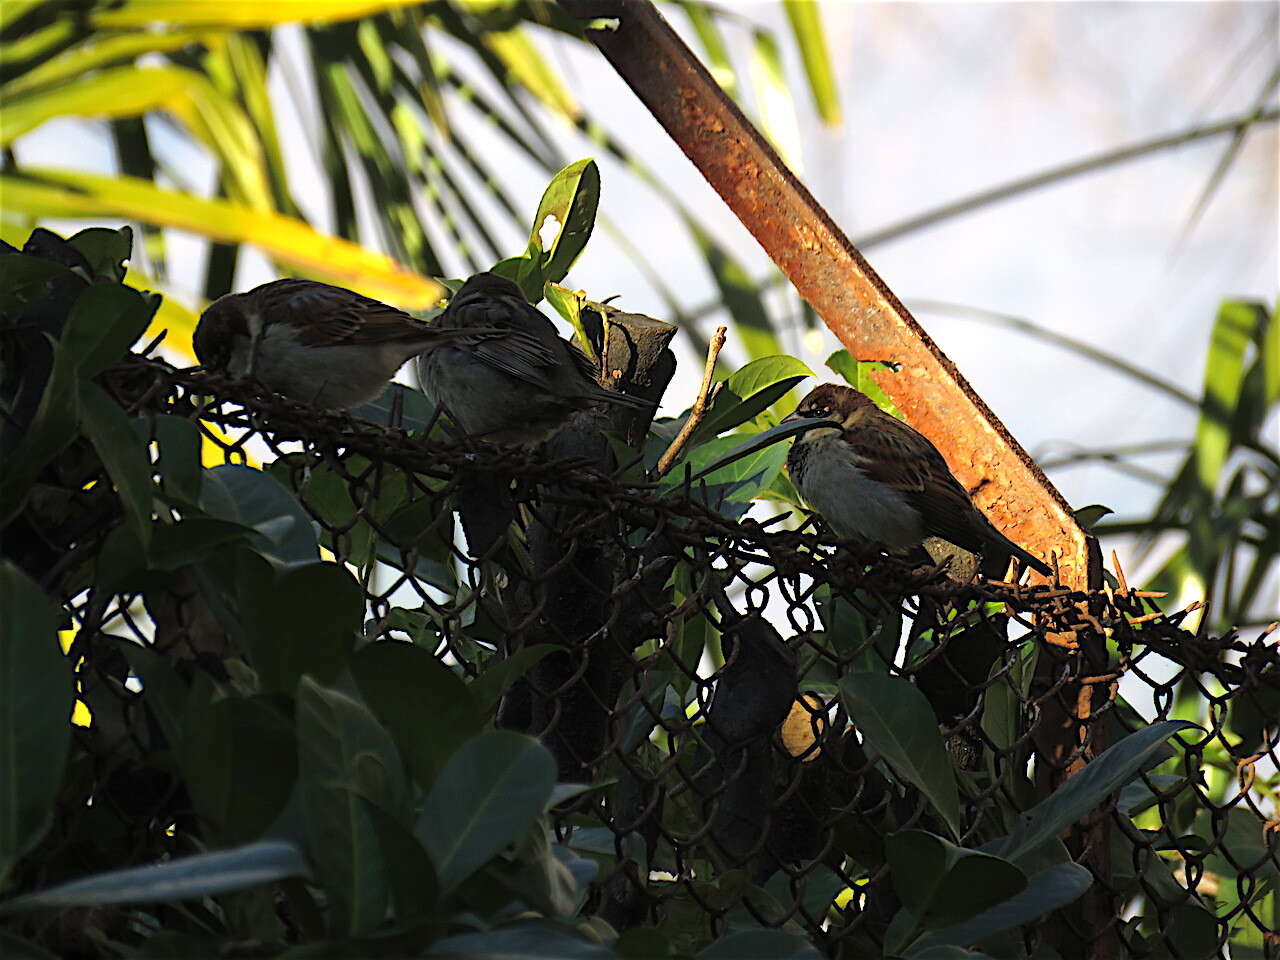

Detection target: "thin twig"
[657, 326, 727, 476]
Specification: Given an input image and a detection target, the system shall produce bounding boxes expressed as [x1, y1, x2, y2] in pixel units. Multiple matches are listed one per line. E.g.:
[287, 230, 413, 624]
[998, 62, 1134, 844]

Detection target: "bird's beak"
[781, 410, 804, 424]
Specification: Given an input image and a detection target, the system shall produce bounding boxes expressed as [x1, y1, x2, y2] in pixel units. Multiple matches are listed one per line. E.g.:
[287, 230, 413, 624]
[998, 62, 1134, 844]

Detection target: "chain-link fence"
[12, 350, 1275, 959]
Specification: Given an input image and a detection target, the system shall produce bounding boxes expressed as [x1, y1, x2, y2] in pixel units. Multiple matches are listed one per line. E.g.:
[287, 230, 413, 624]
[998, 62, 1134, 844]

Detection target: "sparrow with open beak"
[416, 271, 652, 445]
[193, 279, 499, 410]
[784, 383, 1051, 576]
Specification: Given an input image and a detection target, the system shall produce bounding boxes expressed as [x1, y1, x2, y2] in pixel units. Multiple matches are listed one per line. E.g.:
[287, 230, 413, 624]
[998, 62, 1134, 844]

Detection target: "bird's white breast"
[797, 437, 923, 552]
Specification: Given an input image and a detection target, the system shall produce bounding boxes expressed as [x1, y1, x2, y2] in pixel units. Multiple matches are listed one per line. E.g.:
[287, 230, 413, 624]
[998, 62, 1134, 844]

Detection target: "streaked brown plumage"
[193, 278, 496, 410]
[416, 272, 652, 445]
[784, 383, 1051, 576]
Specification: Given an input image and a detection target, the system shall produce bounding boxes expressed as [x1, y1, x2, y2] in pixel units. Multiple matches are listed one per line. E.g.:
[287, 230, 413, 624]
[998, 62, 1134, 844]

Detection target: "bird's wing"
[446, 294, 594, 394]
[842, 414, 988, 551]
[255, 279, 431, 347]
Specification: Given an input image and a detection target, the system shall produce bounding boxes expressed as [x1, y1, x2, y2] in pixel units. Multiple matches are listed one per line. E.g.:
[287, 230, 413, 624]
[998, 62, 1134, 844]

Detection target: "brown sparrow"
[415, 272, 652, 445]
[784, 383, 1051, 576]
[193, 278, 499, 410]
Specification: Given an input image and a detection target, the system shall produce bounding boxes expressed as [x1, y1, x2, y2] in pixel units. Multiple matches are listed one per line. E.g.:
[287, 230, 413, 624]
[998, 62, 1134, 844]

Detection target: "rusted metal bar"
[558, 2, 1113, 955]
[558, 0, 1095, 592]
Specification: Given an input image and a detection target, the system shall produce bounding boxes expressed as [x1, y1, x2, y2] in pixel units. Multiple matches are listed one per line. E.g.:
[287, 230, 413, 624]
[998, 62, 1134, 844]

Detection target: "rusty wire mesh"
[41, 354, 1279, 958]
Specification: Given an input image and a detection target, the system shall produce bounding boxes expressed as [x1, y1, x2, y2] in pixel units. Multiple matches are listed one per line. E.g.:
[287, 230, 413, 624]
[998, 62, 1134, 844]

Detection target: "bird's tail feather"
[1006, 541, 1052, 577]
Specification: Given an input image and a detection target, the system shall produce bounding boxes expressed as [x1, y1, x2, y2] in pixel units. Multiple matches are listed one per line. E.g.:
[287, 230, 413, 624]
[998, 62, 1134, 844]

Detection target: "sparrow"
[415, 271, 652, 445]
[784, 383, 1051, 576]
[193, 278, 500, 410]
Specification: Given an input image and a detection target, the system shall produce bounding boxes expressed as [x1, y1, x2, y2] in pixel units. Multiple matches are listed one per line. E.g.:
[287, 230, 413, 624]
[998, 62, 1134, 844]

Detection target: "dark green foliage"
[0, 213, 1272, 960]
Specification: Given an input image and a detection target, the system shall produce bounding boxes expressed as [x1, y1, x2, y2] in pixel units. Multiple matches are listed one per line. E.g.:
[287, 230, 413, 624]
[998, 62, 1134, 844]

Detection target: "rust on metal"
[558, 0, 1096, 591]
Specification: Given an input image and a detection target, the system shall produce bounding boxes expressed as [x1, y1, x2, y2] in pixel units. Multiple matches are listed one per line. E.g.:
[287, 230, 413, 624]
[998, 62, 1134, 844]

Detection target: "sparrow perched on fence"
[193, 279, 499, 410]
[416, 272, 652, 445]
[784, 383, 1051, 576]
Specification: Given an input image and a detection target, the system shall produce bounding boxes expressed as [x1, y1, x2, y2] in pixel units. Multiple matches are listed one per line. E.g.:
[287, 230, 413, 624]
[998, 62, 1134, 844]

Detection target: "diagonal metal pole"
[559, 0, 1099, 593]
[559, 2, 1113, 954]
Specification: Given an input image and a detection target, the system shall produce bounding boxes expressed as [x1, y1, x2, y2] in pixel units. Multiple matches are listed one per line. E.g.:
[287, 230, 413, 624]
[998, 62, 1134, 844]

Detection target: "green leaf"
[979, 640, 1037, 760]
[1072, 503, 1114, 531]
[990, 720, 1197, 866]
[153, 414, 203, 504]
[1166, 901, 1224, 960]
[695, 354, 815, 442]
[417, 731, 556, 893]
[0, 563, 71, 886]
[1261, 299, 1279, 408]
[426, 923, 613, 958]
[60, 280, 155, 378]
[181, 693, 298, 845]
[0, 841, 306, 912]
[144, 517, 263, 570]
[89, 1, 431, 29]
[0, 168, 442, 308]
[528, 158, 599, 286]
[351, 641, 481, 789]
[825, 349, 902, 417]
[469, 644, 562, 714]
[296, 676, 404, 935]
[0, 253, 79, 313]
[242, 562, 361, 695]
[1194, 806, 1280, 880]
[0, 284, 156, 521]
[544, 281, 595, 361]
[906, 948, 996, 960]
[200, 464, 319, 567]
[908, 862, 1092, 951]
[67, 225, 133, 282]
[350, 381, 447, 434]
[783, 0, 841, 125]
[359, 795, 438, 920]
[682, 417, 833, 488]
[748, 28, 803, 173]
[0, 931, 59, 960]
[698, 928, 822, 958]
[681, 3, 737, 98]
[120, 643, 188, 748]
[839, 673, 963, 839]
[816, 586, 899, 672]
[886, 830, 1026, 929]
[1193, 300, 1259, 489]
[2, 30, 210, 99]
[78, 382, 152, 549]
[481, 24, 580, 122]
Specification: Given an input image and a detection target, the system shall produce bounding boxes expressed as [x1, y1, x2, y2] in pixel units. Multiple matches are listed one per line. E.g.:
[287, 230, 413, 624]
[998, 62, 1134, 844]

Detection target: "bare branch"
[657, 325, 727, 476]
